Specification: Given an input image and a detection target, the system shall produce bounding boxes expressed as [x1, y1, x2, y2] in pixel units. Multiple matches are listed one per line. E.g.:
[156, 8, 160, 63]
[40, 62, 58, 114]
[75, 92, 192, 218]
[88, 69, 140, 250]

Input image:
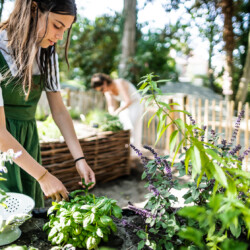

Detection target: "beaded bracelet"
[74, 156, 85, 164]
[37, 169, 48, 182]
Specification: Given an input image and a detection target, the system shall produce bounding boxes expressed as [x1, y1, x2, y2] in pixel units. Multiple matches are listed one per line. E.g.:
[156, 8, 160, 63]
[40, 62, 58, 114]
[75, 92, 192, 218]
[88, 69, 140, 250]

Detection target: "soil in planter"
[0, 161, 149, 250]
[0, 210, 148, 250]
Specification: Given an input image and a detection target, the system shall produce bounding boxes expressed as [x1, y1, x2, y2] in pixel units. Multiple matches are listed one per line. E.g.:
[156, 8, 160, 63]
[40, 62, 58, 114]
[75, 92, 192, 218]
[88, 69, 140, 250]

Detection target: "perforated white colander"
[0, 192, 35, 220]
[0, 192, 35, 246]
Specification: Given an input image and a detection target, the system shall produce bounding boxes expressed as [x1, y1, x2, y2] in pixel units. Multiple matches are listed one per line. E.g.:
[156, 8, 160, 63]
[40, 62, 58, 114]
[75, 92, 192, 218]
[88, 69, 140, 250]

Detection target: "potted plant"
[119, 74, 250, 250]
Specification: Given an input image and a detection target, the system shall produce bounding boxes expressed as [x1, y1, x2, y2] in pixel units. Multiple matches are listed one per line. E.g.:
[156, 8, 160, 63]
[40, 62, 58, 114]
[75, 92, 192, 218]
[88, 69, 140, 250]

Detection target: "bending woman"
[91, 73, 143, 154]
[0, 0, 95, 208]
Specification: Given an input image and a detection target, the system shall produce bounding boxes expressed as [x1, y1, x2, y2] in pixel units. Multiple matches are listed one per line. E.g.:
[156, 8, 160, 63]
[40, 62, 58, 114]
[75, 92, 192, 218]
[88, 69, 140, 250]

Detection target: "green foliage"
[123, 30, 179, 84]
[85, 109, 123, 132]
[67, 106, 81, 120]
[35, 105, 48, 121]
[57, 14, 182, 90]
[57, 14, 122, 88]
[125, 74, 250, 249]
[37, 115, 62, 141]
[44, 179, 123, 250]
[187, 0, 250, 99]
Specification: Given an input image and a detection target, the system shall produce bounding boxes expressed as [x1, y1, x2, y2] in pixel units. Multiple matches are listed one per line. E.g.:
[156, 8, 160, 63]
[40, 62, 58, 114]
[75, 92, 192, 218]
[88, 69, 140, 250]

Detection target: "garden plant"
[84, 109, 123, 132]
[121, 74, 250, 250]
[43, 179, 123, 250]
[37, 115, 63, 142]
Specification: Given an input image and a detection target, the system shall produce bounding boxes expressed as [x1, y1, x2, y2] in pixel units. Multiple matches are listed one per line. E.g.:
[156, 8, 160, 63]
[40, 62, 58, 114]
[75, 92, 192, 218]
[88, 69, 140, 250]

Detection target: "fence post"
[229, 100, 234, 139]
[66, 88, 71, 107]
[218, 101, 223, 139]
[225, 101, 230, 140]
[204, 99, 209, 142]
[245, 102, 249, 169]
[192, 98, 196, 121]
[212, 100, 216, 130]
[198, 98, 202, 125]
[236, 101, 243, 147]
[165, 98, 175, 152]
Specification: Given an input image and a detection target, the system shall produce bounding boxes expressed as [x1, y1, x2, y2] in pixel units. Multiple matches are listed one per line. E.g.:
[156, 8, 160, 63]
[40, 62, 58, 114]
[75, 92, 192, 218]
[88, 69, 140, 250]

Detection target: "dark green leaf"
[190, 146, 201, 178]
[138, 240, 145, 250]
[178, 227, 204, 247]
[169, 130, 179, 154]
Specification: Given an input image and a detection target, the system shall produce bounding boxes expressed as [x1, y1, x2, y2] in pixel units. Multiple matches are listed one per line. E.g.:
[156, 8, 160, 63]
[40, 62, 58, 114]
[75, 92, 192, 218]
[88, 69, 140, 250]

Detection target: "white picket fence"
[37, 89, 250, 169]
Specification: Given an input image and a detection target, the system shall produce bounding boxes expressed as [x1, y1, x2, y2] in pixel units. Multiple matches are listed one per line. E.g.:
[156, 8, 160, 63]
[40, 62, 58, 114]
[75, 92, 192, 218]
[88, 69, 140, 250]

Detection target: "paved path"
[160, 81, 223, 101]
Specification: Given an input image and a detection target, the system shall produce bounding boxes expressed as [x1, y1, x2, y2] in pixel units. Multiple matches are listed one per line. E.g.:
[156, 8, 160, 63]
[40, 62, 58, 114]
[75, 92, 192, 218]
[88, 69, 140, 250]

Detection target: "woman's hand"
[113, 108, 121, 116]
[75, 160, 96, 189]
[38, 172, 69, 202]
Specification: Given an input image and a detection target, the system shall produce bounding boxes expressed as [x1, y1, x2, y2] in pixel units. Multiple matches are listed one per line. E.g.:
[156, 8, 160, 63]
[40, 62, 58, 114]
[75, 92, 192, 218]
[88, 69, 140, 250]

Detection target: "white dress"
[113, 80, 144, 153]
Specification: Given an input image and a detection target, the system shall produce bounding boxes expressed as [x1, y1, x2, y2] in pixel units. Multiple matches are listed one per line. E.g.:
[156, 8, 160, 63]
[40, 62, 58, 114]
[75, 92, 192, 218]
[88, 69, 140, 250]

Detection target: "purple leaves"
[148, 184, 160, 196]
[229, 144, 242, 156]
[143, 145, 172, 179]
[128, 202, 156, 219]
[230, 110, 245, 145]
[238, 146, 250, 162]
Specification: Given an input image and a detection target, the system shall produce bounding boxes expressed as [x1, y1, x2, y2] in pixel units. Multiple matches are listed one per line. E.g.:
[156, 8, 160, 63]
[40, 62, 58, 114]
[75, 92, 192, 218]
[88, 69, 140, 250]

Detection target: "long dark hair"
[91, 73, 113, 89]
[0, 0, 77, 97]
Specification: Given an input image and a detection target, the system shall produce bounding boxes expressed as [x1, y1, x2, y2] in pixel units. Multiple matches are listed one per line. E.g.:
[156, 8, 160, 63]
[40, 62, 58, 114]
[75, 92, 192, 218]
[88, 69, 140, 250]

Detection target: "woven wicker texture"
[40, 130, 131, 191]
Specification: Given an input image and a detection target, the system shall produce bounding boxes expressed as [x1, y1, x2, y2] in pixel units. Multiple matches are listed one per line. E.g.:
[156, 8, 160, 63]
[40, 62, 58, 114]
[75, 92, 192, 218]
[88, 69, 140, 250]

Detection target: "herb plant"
[84, 109, 123, 132]
[43, 179, 123, 250]
[121, 74, 250, 250]
[37, 115, 62, 142]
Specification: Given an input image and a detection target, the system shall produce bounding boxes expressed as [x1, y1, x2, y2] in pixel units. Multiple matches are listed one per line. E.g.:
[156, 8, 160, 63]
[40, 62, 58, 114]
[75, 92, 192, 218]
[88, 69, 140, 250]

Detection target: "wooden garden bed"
[40, 130, 131, 191]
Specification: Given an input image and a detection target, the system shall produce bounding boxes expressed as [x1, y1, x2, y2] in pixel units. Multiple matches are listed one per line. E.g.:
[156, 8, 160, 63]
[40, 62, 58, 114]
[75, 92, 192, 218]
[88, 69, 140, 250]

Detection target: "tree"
[235, 31, 250, 105]
[220, 0, 235, 100]
[57, 14, 122, 88]
[118, 0, 137, 78]
[0, 0, 5, 21]
[187, 0, 222, 91]
[170, 0, 249, 102]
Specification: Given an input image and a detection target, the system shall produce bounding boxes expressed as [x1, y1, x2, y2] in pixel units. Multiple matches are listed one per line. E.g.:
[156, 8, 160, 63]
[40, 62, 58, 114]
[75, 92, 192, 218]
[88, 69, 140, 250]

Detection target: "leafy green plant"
[84, 109, 123, 132]
[121, 73, 250, 250]
[37, 115, 62, 141]
[43, 179, 123, 250]
[35, 105, 48, 121]
[67, 106, 81, 120]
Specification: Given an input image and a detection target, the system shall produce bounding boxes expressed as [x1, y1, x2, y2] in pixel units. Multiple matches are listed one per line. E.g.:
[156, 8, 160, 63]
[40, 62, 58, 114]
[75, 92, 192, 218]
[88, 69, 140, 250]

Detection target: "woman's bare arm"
[113, 79, 132, 115]
[104, 92, 118, 115]
[0, 107, 68, 201]
[46, 91, 96, 188]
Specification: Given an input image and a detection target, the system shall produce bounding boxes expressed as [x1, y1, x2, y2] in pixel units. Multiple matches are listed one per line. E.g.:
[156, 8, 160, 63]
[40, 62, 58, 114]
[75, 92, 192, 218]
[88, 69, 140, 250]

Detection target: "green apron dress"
[0, 52, 44, 208]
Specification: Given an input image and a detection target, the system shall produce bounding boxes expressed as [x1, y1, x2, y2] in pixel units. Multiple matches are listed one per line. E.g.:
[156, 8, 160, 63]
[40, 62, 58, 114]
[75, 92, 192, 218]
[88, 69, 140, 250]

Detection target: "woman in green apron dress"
[0, 0, 96, 208]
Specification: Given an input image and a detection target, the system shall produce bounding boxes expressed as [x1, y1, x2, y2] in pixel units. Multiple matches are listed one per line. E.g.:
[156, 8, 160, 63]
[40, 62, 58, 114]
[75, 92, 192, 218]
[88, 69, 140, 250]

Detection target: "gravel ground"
[160, 81, 223, 101]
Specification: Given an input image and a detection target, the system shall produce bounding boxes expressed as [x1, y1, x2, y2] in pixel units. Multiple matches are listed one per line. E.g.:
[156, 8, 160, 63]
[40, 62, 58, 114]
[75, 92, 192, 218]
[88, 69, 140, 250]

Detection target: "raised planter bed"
[40, 130, 131, 191]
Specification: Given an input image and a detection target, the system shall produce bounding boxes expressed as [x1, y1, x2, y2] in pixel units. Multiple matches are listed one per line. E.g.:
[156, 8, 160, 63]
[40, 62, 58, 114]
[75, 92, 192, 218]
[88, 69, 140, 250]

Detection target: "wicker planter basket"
[40, 130, 131, 191]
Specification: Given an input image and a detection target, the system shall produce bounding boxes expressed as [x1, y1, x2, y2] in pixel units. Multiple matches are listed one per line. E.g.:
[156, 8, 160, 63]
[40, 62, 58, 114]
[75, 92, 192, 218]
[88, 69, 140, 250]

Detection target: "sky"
[75, 0, 173, 31]
[75, 0, 210, 60]
[2, 0, 210, 60]
[2, 0, 184, 32]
